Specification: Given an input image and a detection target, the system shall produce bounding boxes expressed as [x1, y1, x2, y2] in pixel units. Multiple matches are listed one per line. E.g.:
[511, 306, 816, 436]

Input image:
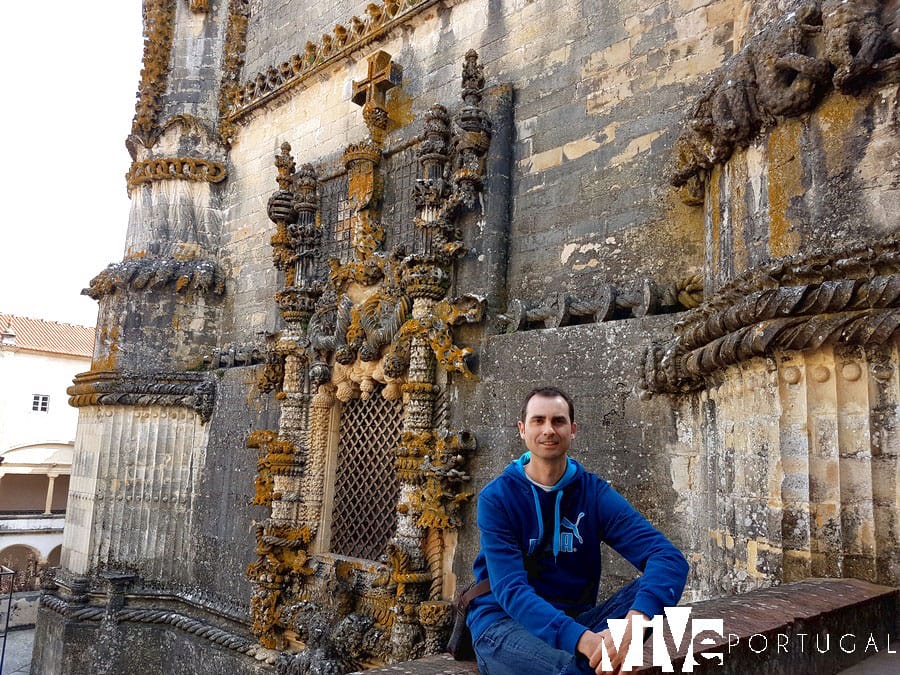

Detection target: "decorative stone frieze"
[670, 0, 899, 200]
[83, 256, 226, 300]
[641, 240, 900, 396]
[126, 157, 227, 189]
[221, 0, 439, 124]
[500, 276, 704, 332]
[67, 371, 216, 423]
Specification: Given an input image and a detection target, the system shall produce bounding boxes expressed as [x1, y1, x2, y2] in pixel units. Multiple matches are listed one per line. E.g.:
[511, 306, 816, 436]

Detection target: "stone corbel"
[499, 277, 703, 333]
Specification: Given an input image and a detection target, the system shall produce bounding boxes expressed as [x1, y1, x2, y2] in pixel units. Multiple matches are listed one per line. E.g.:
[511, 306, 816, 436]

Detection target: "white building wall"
[0, 348, 89, 456]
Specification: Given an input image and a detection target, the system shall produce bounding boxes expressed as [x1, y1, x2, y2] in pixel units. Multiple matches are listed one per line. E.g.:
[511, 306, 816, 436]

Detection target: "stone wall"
[32, 0, 899, 670]
[452, 315, 688, 594]
[220, 0, 752, 342]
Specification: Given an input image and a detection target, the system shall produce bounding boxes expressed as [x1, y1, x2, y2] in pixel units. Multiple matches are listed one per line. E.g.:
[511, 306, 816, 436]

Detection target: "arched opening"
[47, 544, 62, 567]
[0, 474, 47, 513]
[0, 544, 41, 592]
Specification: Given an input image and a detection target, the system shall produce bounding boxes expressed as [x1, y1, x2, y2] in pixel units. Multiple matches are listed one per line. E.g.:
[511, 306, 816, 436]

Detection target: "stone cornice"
[641, 241, 900, 396]
[221, 0, 442, 125]
[83, 256, 226, 300]
[126, 157, 228, 189]
[67, 370, 216, 423]
[132, 0, 177, 142]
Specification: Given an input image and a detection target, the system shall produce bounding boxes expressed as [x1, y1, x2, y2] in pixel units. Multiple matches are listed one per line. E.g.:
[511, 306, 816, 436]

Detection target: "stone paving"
[1, 627, 33, 675]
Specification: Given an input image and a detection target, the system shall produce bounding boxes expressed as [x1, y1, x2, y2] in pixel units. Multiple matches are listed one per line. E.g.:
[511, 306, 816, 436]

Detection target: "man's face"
[517, 395, 577, 461]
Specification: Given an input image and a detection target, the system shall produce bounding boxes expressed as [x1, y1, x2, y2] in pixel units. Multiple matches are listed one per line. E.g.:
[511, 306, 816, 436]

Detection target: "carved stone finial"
[275, 142, 296, 191]
[461, 49, 485, 107]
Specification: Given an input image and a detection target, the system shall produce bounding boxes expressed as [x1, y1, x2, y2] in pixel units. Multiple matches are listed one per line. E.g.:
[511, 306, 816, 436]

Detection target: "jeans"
[472, 578, 642, 675]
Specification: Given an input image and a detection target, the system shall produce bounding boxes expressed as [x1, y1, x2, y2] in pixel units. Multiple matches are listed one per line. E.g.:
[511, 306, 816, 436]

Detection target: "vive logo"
[559, 512, 585, 552]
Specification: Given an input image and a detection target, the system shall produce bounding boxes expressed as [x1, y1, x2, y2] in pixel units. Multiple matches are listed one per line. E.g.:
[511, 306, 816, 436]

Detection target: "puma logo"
[559, 512, 585, 552]
[561, 512, 584, 544]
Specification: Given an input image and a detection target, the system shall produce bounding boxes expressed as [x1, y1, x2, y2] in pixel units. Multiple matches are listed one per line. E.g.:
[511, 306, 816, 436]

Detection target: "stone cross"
[351, 50, 403, 109]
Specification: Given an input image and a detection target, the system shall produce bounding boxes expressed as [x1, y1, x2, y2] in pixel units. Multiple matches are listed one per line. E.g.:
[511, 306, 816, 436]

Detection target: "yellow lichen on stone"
[385, 85, 416, 132]
[765, 118, 804, 259]
[814, 92, 860, 179]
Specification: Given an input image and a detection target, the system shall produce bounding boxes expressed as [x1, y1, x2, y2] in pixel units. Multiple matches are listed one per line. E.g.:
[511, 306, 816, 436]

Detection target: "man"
[467, 386, 689, 674]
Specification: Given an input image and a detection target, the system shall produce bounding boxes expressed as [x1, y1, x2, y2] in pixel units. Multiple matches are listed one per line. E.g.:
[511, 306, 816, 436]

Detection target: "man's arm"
[594, 479, 689, 619]
[477, 488, 589, 654]
[579, 609, 649, 674]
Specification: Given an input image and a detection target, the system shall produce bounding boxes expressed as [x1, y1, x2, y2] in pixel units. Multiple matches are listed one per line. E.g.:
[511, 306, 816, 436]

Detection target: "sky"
[0, 4, 145, 327]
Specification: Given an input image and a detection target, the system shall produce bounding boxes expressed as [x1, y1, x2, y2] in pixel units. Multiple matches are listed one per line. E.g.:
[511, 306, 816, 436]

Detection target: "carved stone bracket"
[640, 240, 900, 396]
[67, 370, 216, 423]
[670, 0, 899, 200]
[83, 256, 226, 300]
[499, 276, 703, 333]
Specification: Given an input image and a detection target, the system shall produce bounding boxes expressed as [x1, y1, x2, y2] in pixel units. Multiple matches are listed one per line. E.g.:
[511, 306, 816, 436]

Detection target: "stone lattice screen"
[330, 393, 405, 560]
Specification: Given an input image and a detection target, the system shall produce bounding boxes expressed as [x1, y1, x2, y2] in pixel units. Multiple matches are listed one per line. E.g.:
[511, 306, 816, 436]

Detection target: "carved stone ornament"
[83, 256, 226, 300]
[221, 0, 438, 128]
[126, 157, 227, 189]
[499, 275, 704, 332]
[246, 51, 492, 669]
[640, 239, 900, 396]
[669, 0, 900, 198]
[132, 0, 177, 143]
[67, 370, 216, 423]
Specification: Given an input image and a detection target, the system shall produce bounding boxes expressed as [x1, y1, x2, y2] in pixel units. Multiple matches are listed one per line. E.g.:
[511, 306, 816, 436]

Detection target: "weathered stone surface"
[34, 0, 900, 671]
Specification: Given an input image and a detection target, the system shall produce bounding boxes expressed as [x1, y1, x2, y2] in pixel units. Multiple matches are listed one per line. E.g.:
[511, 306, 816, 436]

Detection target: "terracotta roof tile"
[0, 313, 95, 358]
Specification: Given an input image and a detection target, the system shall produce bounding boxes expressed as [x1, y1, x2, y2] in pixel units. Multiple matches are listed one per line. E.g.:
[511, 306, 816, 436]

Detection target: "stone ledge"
[365, 579, 897, 674]
[636, 578, 897, 674]
[358, 654, 478, 674]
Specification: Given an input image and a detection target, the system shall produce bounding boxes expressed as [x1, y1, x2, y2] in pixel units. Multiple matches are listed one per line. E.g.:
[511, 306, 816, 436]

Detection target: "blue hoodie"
[467, 454, 688, 655]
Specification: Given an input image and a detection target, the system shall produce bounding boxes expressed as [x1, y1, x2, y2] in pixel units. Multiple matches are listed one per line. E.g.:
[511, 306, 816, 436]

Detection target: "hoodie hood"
[507, 453, 580, 559]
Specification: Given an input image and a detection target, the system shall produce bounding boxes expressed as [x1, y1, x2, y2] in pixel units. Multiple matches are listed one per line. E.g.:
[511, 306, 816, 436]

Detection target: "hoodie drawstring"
[529, 485, 565, 560]
[552, 490, 563, 560]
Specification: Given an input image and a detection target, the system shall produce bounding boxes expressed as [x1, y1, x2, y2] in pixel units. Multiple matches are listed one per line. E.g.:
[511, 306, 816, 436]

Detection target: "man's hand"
[577, 609, 649, 674]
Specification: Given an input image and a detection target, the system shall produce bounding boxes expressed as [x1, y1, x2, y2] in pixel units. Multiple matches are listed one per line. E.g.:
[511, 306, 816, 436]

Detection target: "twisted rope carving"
[39, 594, 270, 658]
[126, 158, 228, 189]
[642, 267, 900, 395]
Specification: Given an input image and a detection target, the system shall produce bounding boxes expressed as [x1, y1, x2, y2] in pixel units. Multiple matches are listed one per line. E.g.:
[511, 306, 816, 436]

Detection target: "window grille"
[319, 174, 352, 265]
[381, 146, 419, 253]
[330, 392, 404, 560]
[31, 394, 49, 412]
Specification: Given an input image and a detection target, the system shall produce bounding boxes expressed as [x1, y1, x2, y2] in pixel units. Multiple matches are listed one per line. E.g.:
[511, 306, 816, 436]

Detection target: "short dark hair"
[520, 387, 575, 423]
